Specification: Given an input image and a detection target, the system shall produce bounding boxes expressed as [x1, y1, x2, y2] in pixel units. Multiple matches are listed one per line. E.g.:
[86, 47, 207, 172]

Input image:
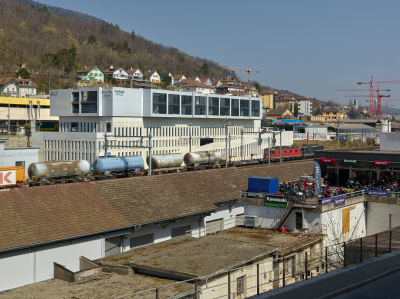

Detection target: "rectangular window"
[168, 94, 180, 115]
[231, 99, 239, 116]
[296, 212, 303, 230]
[130, 234, 154, 249]
[251, 100, 260, 116]
[171, 225, 191, 238]
[80, 91, 98, 113]
[195, 96, 206, 115]
[72, 92, 79, 113]
[15, 161, 25, 167]
[208, 97, 219, 116]
[240, 100, 249, 116]
[106, 122, 112, 133]
[71, 122, 79, 132]
[237, 275, 245, 296]
[181, 95, 192, 115]
[220, 98, 230, 116]
[153, 93, 167, 114]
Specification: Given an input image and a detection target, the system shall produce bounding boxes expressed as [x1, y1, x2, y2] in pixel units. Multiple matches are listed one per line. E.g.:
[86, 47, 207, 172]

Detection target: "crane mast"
[221, 66, 260, 83]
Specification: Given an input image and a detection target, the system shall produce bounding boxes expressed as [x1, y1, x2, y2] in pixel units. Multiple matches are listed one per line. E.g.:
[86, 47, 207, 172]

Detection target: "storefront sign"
[367, 190, 388, 196]
[265, 196, 288, 203]
[320, 197, 332, 205]
[265, 202, 287, 208]
[319, 158, 336, 164]
[374, 161, 389, 166]
[334, 195, 345, 207]
[343, 159, 358, 165]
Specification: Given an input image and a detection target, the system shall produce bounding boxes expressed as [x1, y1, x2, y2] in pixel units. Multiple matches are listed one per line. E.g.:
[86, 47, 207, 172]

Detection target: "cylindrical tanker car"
[147, 153, 184, 170]
[28, 160, 90, 183]
[184, 151, 222, 167]
[92, 156, 144, 175]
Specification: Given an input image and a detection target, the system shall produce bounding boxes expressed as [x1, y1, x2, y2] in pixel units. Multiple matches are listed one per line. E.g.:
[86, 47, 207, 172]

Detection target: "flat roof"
[100, 227, 322, 277]
[0, 270, 192, 298]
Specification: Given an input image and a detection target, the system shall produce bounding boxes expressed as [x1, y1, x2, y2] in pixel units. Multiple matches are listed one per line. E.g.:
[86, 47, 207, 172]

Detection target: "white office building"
[32, 87, 292, 165]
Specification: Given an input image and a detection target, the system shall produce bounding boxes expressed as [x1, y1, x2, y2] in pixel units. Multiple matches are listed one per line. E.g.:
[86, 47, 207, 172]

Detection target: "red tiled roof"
[126, 68, 141, 75]
[259, 89, 277, 95]
[183, 81, 214, 89]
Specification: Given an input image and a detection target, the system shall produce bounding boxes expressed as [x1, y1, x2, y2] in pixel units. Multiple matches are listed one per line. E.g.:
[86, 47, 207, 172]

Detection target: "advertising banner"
[321, 197, 332, 205]
[367, 190, 388, 196]
[320, 158, 335, 164]
[374, 161, 389, 166]
[314, 161, 322, 194]
[0, 170, 16, 186]
[334, 195, 345, 207]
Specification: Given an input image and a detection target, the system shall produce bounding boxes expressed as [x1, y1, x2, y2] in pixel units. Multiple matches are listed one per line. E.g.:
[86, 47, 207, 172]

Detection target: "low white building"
[31, 87, 288, 165]
[0, 139, 38, 175]
[240, 193, 366, 248]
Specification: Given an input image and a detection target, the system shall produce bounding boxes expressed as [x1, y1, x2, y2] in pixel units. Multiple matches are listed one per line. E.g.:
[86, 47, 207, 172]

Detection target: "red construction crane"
[356, 76, 400, 117]
[344, 85, 390, 117]
[221, 66, 260, 83]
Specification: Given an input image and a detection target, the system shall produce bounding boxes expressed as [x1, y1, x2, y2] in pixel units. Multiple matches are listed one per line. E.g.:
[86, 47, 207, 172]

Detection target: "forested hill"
[0, 0, 236, 90]
[1, 0, 306, 99]
[11, 0, 104, 24]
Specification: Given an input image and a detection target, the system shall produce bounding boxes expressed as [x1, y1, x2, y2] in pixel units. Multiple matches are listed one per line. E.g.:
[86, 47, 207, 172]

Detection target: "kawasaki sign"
[343, 159, 358, 165]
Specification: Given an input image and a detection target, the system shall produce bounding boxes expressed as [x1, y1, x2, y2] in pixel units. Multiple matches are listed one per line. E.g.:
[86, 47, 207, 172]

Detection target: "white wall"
[0, 236, 102, 292]
[321, 202, 366, 247]
[0, 146, 39, 175]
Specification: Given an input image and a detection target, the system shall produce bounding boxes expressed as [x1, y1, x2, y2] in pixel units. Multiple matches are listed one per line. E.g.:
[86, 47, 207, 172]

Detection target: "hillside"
[0, 0, 238, 91]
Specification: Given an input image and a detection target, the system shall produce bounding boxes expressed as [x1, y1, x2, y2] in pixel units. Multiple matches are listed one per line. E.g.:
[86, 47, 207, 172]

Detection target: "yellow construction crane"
[221, 67, 260, 83]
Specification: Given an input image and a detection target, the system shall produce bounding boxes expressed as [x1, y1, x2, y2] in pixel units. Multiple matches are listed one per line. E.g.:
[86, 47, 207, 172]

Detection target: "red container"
[280, 226, 287, 232]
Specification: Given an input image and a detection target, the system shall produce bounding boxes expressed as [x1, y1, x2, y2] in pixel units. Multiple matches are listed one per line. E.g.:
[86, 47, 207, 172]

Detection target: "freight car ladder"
[272, 201, 293, 231]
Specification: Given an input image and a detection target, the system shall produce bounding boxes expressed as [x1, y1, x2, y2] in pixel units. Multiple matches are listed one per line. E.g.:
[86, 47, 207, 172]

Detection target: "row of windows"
[153, 93, 260, 117]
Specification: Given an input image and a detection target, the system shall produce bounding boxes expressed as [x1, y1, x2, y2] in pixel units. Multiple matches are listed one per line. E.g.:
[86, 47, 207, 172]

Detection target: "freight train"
[0, 144, 323, 187]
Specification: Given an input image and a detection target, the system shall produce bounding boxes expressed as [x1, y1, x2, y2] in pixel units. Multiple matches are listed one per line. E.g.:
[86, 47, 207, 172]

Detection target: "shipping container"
[0, 166, 26, 187]
[248, 176, 279, 194]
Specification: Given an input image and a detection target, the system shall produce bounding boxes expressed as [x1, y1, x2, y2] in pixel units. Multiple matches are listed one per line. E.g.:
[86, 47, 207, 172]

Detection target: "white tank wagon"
[184, 151, 222, 166]
[147, 153, 184, 171]
[28, 160, 90, 182]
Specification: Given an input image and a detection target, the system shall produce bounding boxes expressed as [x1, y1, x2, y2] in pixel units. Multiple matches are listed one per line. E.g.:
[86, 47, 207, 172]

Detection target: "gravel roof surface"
[100, 227, 298, 277]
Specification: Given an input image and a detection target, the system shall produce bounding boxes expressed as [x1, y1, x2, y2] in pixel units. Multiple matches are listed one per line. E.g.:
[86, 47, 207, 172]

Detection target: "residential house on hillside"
[182, 81, 215, 94]
[103, 66, 129, 80]
[274, 93, 297, 114]
[259, 89, 278, 114]
[173, 75, 186, 84]
[296, 96, 313, 116]
[159, 73, 174, 85]
[215, 84, 245, 95]
[187, 76, 200, 82]
[126, 68, 143, 80]
[173, 79, 193, 89]
[76, 66, 104, 83]
[243, 84, 258, 97]
[264, 108, 294, 120]
[323, 107, 346, 122]
[0, 77, 37, 98]
[220, 76, 238, 86]
[145, 71, 161, 83]
[211, 79, 222, 87]
[200, 78, 212, 86]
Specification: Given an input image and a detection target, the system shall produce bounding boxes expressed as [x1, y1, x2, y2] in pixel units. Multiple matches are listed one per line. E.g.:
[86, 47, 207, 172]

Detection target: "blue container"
[92, 156, 144, 174]
[248, 176, 279, 194]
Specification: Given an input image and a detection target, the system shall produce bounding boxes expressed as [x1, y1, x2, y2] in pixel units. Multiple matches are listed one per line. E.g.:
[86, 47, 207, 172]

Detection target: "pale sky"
[39, 0, 400, 108]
